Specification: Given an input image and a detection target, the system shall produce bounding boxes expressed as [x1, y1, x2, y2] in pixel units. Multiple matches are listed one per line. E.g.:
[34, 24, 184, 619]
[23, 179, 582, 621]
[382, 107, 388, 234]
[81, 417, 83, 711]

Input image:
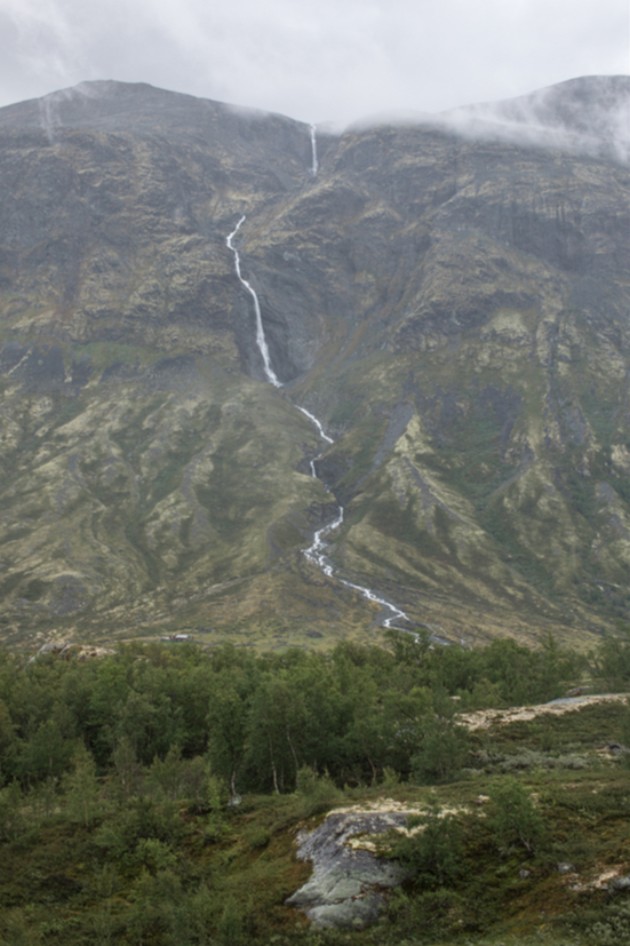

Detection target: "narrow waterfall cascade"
[309, 124, 318, 176]
[226, 216, 282, 388]
[226, 217, 409, 631]
[299, 408, 409, 630]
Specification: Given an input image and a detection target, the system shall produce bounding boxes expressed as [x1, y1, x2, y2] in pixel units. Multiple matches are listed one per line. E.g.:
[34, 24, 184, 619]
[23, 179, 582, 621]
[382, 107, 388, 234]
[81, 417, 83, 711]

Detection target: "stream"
[225, 143, 409, 630]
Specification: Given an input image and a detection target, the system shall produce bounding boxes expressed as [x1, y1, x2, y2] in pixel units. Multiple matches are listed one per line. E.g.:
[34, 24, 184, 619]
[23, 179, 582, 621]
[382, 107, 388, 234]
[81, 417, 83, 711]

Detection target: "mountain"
[0, 76, 629, 649]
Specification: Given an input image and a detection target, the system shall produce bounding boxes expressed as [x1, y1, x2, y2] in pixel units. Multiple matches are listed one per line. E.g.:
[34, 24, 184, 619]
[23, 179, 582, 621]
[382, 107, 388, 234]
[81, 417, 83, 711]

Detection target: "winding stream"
[225, 215, 409, 631]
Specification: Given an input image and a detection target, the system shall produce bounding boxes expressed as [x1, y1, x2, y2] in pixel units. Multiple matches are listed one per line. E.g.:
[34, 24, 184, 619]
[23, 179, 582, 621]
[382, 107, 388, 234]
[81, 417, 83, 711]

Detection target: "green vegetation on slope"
[2, 81, 630, 644]
[0, 632, 629, 944]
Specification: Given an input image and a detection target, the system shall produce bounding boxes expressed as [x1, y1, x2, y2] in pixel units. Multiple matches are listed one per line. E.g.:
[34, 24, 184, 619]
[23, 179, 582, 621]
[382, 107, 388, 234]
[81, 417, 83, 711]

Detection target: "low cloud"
[0, 0, 627, 124]
[436, 76, 630, 163]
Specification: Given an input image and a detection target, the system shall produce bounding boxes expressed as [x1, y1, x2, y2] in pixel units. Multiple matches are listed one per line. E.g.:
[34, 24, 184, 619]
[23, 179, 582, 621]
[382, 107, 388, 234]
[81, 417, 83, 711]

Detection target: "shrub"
[411, 716, 470, 784]
[295, 766, 341, 816]
[487, 777, 547, 857]
[394, 798, 464, 887]
[586, 899, 630, 945]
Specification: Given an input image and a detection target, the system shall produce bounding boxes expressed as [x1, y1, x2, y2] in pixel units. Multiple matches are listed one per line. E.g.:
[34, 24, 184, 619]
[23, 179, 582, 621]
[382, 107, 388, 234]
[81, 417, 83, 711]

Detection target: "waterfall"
[300, 411, 409, 630]
[309, 124, 318, 177]
[226, 216, 409, 631]
[226, 216, 282, 388]
[6, 349, 31, 377]
[338, 576, 409, 630]
[297, 405, 333, 445]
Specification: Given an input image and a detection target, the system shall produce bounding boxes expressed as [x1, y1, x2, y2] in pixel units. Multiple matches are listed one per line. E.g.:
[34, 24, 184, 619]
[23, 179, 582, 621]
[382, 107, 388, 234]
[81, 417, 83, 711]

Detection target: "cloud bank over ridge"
[0, 0, 628, 124]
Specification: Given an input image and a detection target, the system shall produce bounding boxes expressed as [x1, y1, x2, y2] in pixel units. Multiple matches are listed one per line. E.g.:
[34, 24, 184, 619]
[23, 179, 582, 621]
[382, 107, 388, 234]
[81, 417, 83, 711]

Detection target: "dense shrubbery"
[0, 630, 627, 945]
[0, 631, 584, 797]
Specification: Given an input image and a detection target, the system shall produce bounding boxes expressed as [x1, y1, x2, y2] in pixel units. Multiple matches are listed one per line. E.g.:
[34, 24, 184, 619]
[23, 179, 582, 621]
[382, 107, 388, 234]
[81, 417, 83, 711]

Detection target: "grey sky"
[0, 0, 628, 124]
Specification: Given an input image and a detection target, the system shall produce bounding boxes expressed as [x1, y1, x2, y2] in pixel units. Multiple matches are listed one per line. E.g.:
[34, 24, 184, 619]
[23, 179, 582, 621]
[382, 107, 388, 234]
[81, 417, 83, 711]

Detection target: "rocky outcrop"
[287, 805, 412, 928]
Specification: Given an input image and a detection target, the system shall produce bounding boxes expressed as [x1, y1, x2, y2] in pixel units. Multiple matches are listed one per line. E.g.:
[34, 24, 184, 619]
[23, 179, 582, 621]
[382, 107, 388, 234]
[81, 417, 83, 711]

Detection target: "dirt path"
[458, 692, 629, 731]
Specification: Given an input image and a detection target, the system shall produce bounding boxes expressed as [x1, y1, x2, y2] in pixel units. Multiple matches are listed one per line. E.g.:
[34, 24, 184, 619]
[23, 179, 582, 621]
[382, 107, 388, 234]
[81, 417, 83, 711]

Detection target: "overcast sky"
[1, 0, 628, 125]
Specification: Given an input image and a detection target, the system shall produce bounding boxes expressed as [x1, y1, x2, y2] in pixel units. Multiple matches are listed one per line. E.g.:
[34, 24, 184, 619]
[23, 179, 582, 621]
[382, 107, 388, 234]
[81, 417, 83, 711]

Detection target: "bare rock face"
[0, 77, 629, 646]
[287, 808, 410, 928]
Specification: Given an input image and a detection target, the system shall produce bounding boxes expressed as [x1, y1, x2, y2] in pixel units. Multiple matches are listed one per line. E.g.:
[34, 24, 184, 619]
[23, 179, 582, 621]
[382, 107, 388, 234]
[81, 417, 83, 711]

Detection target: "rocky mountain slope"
[0, 76, 628, 648]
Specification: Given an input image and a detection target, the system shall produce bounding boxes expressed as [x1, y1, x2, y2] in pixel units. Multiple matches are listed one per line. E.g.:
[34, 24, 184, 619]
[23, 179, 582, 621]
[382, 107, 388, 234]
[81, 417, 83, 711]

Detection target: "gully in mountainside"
[225, 213, 410, 631]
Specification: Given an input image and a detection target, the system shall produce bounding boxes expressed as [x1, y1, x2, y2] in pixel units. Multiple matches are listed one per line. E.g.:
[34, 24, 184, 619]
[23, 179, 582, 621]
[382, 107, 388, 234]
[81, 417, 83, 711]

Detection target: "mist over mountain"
[0, 76, 628, 648]
[437, 75, 630, 162]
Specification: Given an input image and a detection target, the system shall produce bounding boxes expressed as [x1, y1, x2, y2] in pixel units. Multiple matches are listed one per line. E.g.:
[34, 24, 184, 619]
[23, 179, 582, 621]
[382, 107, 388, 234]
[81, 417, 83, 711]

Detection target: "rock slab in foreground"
[287, 807, 410, 929]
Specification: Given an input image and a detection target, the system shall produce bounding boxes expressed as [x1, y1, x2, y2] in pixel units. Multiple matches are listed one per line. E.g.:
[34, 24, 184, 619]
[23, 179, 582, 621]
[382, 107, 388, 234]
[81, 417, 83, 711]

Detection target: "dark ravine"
[0, 76, 629, 647]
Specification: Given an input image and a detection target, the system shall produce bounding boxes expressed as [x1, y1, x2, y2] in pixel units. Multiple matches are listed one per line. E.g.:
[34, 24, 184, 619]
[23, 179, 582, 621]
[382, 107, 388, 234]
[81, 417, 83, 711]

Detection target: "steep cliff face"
[0, 77, 629, 647]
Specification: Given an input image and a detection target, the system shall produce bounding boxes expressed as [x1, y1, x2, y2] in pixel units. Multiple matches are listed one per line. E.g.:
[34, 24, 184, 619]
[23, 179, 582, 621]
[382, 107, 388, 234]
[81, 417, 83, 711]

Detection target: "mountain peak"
[0, 79, 307, 141]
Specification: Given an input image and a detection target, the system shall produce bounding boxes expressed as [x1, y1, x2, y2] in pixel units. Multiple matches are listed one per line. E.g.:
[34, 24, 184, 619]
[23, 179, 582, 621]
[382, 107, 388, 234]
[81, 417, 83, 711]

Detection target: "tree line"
[0, 630, 597, 799]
